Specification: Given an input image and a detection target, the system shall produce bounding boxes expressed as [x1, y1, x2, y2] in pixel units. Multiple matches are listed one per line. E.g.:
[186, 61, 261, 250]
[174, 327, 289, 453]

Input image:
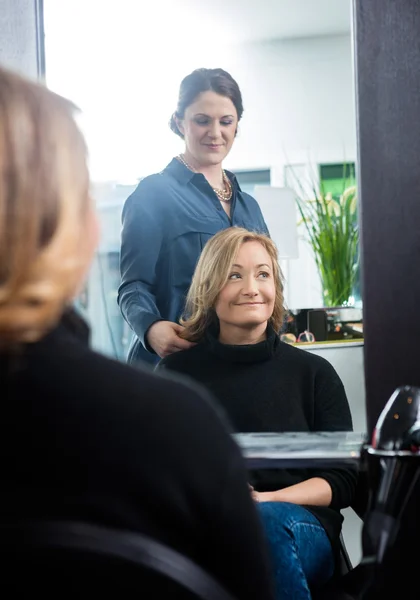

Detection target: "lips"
[236, 302, 264, 306]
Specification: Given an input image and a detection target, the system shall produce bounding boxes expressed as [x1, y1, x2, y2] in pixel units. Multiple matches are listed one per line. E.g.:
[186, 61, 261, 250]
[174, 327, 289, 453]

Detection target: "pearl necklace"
[176, 154, 233, 203]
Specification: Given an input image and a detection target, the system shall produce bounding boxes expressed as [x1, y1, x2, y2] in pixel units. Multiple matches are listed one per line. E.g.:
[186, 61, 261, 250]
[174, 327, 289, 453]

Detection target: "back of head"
[0, 66, 91, 350]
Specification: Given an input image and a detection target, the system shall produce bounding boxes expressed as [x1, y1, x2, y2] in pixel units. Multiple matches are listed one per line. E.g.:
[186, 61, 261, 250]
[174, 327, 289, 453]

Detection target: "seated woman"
[157, 227, 358, 600]
[0, 67, 275, 599]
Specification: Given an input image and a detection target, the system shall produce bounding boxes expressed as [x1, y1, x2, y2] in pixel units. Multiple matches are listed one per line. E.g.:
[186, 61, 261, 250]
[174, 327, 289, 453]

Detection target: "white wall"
[302, 342, 366, 432]
[43, 6, 356, 191]
[224, 34, 357, 173]
[0, 0, 39, 78]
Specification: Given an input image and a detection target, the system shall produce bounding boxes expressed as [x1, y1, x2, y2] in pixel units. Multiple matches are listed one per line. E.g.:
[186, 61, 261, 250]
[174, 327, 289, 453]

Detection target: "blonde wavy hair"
[0, 66, 91, 349]
[180, 227, 284, 342]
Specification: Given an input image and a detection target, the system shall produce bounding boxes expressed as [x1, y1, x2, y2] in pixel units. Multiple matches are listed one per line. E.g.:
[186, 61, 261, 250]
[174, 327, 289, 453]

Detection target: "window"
[319, 162, 361, 304]
[233, 169, 271, 194]
[319, 162, 356, 200]
[79, 184, 137, 360]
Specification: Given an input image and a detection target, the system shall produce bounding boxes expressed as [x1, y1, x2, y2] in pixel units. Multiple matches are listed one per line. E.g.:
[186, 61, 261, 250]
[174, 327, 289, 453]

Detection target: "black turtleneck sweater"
[157, 324, 358, 557]
[0, 311, 275, 600]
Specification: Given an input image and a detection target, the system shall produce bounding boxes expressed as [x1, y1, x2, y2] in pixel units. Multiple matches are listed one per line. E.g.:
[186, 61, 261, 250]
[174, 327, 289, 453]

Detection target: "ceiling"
[179, 0, 352, 43]
[44, 0, 352, 48]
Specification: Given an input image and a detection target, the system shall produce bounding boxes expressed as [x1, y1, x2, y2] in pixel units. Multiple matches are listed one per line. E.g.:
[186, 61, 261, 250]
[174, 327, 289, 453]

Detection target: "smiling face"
[215, 241, 276, 342]
[176, 90, 238, 168]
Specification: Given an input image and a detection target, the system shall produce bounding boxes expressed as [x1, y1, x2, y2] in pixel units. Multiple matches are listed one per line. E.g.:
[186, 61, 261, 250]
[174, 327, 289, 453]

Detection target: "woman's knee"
[257, 501, 303, 543]
[258, 501, 311, 529]
[257, 502, 334, 585]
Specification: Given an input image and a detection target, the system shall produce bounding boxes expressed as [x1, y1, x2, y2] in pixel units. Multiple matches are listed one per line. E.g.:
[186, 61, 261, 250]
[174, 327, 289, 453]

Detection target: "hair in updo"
[169, 68, 244, 139]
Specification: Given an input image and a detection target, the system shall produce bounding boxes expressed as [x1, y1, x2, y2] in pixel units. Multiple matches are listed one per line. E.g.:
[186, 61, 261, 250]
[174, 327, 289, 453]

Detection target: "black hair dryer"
[362, 385, 420, 565]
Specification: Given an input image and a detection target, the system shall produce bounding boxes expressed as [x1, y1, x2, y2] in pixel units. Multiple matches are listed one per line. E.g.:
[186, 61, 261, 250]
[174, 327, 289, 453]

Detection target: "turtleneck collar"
[36, 307, 90, 349]
[205, 320, 281, 364]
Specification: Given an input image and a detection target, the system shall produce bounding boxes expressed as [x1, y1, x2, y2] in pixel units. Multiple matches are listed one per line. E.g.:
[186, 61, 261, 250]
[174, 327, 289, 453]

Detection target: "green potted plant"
[291, 167, 359, 307]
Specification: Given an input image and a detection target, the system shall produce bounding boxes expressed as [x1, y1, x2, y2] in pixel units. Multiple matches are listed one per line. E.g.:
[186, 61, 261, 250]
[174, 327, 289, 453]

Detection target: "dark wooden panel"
[353, 0, 420, 434]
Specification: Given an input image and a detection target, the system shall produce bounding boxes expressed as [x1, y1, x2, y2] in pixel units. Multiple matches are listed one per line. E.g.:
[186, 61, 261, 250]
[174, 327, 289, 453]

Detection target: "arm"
[258, 363, 357, 508]
[118, 184, 163, 351]
[118, 184, 197, 358]
[257, 477, 332, 505]
[193, 396, 275, 600]
[310, 369, 358, 510]
[151, 372, 275, 600]
[216, 446, 275, 599]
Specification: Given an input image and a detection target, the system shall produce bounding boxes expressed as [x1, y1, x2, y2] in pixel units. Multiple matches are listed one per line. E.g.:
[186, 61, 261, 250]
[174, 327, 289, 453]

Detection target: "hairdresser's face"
[176, 91, 238, 167]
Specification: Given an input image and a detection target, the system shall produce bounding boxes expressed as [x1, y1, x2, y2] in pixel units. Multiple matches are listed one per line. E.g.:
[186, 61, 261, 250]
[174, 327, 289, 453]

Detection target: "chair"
[0, 520, 236, 600]
[337, 464, 371, 576]
[339, 533, 353, 574]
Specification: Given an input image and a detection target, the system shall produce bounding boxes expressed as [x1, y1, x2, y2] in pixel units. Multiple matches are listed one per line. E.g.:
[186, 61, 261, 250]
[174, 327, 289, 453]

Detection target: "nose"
[241, 276, 259, 297]
[208, 120, 221, 139]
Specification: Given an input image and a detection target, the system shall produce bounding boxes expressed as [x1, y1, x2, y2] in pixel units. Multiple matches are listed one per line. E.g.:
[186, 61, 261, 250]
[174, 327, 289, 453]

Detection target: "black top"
[117, 158, 269, 366]
[0, 310, 274, 600]
[157, 323, 358, 557]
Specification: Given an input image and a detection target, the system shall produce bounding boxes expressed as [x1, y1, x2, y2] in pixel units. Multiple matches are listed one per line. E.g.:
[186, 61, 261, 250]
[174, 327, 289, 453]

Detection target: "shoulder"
[157, 343, 209, 373]
[277, 342, 349, 416]
[240, 190, 259, 205]
[22, 336, 245, 499]
[122, 172, 177, 216]
[88, 350, 238, 460]
[44, 338, 231, 438]
[278, 341, 342, 380]
[138, 171, 175, 193]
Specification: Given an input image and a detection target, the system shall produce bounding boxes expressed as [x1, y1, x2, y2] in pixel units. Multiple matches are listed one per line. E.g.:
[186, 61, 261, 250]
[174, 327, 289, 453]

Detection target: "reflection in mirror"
[43, 0, 363, 423]
[43, 0, 365, 567]
[43, 0, 364, 420]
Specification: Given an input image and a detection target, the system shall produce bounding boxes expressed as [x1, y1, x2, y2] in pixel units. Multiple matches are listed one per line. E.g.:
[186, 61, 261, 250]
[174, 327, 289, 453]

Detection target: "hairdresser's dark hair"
[169, 68, 243, 138]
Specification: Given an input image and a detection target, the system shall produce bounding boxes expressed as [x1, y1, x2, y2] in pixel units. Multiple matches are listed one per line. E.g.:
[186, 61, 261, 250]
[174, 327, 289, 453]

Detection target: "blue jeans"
[257, 502, 334, 600]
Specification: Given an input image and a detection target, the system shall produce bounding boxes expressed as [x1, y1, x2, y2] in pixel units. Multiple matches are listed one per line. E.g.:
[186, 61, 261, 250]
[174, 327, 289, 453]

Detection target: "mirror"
[42, 0, 365, 565]
[43, 0, 364, 429]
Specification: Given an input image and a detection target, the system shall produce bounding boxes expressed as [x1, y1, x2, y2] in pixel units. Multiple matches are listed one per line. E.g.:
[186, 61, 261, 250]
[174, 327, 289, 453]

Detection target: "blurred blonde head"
[0, 66, 97, 349]
[181, 227, 284, 342]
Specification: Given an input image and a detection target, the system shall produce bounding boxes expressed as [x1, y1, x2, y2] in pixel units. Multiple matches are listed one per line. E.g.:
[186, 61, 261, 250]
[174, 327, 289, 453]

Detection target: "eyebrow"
[231, 263, 271, 269]
[194, 113, 235, 119]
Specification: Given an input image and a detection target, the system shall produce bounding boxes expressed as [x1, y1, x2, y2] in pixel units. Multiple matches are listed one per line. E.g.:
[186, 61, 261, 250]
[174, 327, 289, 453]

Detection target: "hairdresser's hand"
[146, 321, 196, 359]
